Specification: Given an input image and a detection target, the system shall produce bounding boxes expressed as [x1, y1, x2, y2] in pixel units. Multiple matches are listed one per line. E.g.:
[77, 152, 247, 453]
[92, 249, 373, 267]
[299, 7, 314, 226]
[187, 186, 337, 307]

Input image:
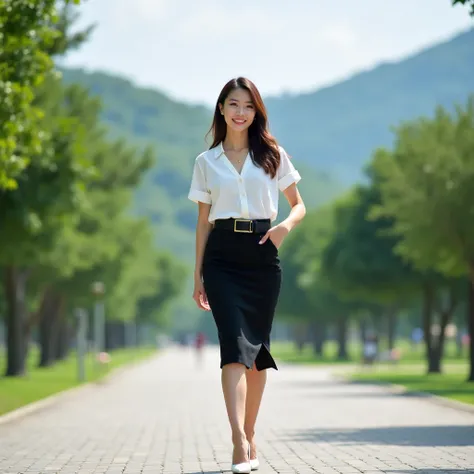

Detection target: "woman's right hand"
[193, 276, 211, 311]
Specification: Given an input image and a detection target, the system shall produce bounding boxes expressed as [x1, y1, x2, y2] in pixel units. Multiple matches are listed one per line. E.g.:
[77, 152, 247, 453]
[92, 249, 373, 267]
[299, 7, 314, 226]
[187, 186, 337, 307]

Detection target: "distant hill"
[265, 27, 474, 183]
[60, 27, 474, 258]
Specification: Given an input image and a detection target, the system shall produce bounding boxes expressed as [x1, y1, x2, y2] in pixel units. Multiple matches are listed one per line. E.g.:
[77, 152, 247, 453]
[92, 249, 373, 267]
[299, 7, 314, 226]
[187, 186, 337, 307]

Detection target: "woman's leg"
[221, 363, 249, 464]
[244, 364, 267, 459]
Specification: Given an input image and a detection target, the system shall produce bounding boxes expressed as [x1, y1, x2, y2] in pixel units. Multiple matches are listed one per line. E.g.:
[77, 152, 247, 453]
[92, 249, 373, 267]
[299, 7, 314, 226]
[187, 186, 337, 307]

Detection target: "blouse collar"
[213, 142, 225, 159]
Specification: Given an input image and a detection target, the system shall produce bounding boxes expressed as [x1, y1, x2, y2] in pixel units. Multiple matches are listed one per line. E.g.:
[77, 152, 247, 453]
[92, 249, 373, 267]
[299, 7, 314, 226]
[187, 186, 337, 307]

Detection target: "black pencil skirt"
[202, 226, 282, 371]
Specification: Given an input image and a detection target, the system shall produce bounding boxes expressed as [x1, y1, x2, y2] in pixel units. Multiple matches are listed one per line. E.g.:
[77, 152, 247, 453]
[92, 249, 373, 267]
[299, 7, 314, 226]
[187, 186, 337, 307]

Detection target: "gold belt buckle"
[234, 219, 253, 233]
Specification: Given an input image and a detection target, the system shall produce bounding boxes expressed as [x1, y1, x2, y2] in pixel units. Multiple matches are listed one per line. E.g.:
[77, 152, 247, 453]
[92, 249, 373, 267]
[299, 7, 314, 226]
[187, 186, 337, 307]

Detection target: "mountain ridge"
[59, 26, 474, 258]
[265, 27, 474, 181]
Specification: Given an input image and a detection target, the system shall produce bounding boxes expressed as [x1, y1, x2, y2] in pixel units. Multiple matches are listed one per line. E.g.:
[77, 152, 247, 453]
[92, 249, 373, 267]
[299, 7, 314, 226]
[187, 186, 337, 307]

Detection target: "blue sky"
[62, 0, 472, 106]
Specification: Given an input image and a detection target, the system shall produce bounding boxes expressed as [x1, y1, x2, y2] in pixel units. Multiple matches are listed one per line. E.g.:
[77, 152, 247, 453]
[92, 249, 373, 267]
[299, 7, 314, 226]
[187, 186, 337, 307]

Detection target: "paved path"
[0, 346, 473, 474]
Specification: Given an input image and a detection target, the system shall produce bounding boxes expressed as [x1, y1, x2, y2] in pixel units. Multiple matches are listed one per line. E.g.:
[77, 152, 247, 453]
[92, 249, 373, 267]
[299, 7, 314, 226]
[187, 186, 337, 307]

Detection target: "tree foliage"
[321, 184, 416, 304]
[0, 2, 186, 376]
[0, 0, 80, 189]
[370, 97, 474, 378]
[371, 98, 474, 278]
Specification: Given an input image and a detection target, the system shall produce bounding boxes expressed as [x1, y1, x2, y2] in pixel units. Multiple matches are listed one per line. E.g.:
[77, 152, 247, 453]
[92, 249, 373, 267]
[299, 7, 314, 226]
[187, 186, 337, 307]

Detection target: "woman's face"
[219, 88, 256, 133]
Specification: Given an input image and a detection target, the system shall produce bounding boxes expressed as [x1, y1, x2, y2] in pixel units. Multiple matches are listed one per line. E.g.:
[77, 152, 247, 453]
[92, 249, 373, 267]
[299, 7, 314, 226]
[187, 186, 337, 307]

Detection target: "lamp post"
[91, 281, 106, 355]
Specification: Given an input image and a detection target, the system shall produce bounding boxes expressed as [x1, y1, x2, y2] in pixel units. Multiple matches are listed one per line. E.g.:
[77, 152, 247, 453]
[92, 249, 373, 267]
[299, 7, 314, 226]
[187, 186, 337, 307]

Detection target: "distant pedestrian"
[363, 335, 378, 366]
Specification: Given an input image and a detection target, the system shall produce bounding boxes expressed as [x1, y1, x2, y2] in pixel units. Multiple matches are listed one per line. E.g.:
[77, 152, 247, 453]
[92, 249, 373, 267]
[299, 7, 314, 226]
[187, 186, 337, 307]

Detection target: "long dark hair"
[207, 77, 280, 178]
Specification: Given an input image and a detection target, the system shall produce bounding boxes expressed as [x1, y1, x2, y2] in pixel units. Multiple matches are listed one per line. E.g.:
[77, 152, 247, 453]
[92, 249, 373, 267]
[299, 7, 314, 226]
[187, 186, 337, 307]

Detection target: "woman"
[188, 77, 306, 473]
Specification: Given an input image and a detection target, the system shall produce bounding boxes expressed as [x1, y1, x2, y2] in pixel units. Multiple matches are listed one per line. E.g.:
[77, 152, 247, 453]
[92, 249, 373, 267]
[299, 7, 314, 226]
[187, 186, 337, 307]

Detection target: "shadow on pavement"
[283, 425, 474, 446]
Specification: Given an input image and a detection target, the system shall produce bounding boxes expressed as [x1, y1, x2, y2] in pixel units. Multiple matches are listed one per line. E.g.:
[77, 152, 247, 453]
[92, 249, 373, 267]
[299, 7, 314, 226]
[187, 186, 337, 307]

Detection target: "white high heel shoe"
[250, 457, 260, 471]
[231, 442, 251, 473]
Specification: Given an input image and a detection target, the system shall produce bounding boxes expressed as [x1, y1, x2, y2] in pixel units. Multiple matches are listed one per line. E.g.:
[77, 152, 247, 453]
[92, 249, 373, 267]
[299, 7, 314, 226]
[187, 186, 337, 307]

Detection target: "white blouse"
[188, 142, 301, 223]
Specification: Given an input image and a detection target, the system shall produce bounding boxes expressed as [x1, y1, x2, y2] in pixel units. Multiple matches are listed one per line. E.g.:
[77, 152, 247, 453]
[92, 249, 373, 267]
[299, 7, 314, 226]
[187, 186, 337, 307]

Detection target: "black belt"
[213, 218, 271, 234]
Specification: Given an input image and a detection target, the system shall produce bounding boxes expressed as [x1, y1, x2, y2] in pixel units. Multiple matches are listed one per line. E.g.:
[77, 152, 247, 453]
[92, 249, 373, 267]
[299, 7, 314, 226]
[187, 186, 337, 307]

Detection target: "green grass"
[272, 340, 359, 365]
[271, 339, 468, 365]
[349, 362, 474, 405]
[0, 346, 157, 416]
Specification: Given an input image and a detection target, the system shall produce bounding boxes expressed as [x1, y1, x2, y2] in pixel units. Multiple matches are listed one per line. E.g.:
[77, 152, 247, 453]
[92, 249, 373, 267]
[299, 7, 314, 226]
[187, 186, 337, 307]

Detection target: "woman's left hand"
[259, 223, 290, 249]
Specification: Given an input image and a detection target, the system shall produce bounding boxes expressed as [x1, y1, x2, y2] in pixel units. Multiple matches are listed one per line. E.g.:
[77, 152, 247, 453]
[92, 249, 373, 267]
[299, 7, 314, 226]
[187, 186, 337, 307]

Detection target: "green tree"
[30, 108, 154, 366]
[136, 252, 187, 329]
[279, 204, 362, 359]
[0, 3, 95, 375]
[372, 98, 474, 380]
[278, 206, 334, 354]
[322, 172, 465, 372]
[0, 79, 96, 375]
[0, 0, 80, 189]
[322, 185, 414, 350]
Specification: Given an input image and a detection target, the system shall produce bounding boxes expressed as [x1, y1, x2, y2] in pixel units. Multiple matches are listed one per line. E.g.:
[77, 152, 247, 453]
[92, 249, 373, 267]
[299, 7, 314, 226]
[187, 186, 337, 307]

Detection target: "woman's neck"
[223, 130, 249, 151]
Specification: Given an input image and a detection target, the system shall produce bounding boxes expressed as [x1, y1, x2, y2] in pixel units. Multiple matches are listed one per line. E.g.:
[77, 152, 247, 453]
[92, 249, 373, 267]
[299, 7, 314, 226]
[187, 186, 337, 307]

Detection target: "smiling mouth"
[232, 119, 246, 125]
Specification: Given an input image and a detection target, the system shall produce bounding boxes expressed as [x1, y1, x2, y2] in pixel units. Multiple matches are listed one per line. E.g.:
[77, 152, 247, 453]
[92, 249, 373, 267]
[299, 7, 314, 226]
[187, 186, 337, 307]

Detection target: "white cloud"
[133, 0, 170, 19]
[174, 4, 282, 39]
[106, 0, 173, 29]
[64, 0, 472, 105]
[319, 25, 358, 51]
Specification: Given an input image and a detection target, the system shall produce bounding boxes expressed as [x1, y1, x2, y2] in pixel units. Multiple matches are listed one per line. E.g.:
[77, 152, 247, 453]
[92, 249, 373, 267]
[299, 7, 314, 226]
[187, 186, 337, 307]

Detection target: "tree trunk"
[374, 316, 384, 348]
[336, 317, 349, 360]
[310, 321, 326, 356]
[359, 319, 368, 360]
[468, 272, 474, 382]
[38, 289, 61, 367]
[359, 319, 368, 344]
[106, 322, 119, 351]
[53, 299, 69, 361]
[436, 307, 451, 370]
[119, 322, 126, 349]
[4, 266, 28, 376]
[292, 323, 307, 353]
[427, 347, 442, 372]
[23, 318, 33, 367]
[106, 322, 125, 350]
[55, 318, 70, 361]
[24, 300, 50, 366]
[456, 326, 464, 358]
[37, 288, 52, 366]
[422, 282, 456, 374]
[387, 307, 397, 351]
[422, 281, 440, 374]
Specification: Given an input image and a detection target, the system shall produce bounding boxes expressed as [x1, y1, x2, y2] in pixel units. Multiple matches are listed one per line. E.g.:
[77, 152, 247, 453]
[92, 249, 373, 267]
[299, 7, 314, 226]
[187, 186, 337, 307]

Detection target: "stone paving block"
[0, 347, 474, 474]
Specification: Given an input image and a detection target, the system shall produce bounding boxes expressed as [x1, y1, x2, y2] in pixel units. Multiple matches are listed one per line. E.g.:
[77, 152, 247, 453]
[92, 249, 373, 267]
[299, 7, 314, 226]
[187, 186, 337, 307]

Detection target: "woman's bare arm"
[194, 202, 213, 280]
